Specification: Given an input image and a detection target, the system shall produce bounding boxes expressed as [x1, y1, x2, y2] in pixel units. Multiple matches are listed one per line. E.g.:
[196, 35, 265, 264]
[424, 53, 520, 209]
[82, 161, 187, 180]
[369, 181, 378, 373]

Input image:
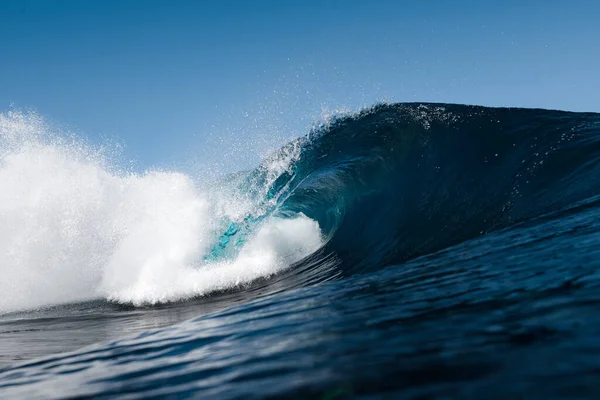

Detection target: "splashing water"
[0, 110, 323, 312]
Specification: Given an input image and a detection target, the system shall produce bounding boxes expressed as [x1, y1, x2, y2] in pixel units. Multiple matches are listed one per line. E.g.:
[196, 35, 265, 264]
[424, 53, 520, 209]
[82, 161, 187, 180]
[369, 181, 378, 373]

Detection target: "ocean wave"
[1, 103, 599, 313]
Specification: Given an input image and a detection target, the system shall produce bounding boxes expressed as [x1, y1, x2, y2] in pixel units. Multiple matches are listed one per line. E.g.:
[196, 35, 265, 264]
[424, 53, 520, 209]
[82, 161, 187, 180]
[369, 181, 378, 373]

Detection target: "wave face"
[257, 103, 600, 276]
[2, 104, 600, 313]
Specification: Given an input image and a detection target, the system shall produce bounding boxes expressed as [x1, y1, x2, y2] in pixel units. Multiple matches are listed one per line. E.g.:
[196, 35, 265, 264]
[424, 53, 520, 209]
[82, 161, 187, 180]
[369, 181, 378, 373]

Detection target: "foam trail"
[0, 111, 323, 312]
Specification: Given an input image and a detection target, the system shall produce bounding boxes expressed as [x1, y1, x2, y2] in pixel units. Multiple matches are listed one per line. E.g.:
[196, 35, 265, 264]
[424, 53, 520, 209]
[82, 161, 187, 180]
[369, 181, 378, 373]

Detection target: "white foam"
[104, 215, 322, 305]
[0, 111, 322, 313]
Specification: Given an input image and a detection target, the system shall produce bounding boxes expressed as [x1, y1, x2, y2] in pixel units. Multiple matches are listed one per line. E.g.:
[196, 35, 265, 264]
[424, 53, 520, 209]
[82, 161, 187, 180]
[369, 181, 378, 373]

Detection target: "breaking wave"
[2, 103, 600, 313]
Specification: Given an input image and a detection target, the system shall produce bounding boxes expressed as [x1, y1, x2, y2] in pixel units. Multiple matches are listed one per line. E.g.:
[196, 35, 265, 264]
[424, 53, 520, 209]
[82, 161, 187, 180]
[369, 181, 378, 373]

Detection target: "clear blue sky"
[1, 0, 599, 172]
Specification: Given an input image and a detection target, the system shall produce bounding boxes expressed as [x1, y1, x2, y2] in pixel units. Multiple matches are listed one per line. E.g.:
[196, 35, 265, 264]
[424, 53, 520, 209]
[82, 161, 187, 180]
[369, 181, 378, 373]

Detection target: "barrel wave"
[239, 103, 600, 278]
[2, 103, 600, 312]
[3, 103, 600, 398]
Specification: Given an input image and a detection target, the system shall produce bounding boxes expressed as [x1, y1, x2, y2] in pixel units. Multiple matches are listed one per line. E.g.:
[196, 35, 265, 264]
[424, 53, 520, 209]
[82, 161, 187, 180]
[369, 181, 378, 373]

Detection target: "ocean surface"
[1, 103, 600, 398]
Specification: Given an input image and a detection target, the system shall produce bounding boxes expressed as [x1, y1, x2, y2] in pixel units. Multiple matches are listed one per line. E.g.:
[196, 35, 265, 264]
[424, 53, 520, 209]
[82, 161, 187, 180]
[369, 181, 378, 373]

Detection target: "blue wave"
[216, 103, 600, 279]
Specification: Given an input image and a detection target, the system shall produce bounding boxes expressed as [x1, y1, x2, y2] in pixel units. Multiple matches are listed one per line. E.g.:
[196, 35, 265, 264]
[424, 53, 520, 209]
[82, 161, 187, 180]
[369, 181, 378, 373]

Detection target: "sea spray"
[0, 111, 323, 312]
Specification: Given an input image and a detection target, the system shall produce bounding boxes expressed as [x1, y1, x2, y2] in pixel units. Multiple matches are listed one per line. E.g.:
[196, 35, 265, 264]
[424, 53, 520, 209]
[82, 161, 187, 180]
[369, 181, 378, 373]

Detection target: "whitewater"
[0, 110, 322, 312]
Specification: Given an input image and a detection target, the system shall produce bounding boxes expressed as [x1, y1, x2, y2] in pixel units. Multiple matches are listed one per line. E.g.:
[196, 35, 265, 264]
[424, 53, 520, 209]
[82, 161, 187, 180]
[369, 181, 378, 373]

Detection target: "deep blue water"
[2, 103, 600, 398]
